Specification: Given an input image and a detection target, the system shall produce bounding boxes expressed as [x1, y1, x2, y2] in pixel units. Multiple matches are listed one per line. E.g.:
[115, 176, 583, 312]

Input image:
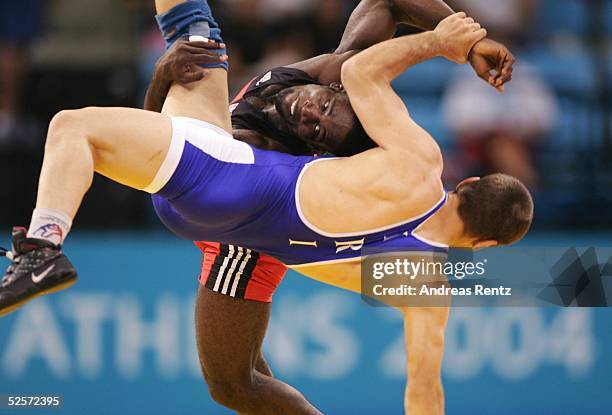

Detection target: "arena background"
[0, 0, 611, 414]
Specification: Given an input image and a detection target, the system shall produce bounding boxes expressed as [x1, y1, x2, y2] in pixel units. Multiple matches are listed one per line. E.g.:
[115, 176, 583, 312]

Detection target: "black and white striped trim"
[204, 244, 260, 298]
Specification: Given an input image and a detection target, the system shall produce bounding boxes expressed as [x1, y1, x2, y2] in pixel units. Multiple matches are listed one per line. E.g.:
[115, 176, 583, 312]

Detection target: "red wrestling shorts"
[196, 242, 287, 303]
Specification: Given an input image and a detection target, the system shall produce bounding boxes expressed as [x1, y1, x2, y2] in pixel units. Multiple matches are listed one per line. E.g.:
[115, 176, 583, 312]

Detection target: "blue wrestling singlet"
[151, 117, 448, 266]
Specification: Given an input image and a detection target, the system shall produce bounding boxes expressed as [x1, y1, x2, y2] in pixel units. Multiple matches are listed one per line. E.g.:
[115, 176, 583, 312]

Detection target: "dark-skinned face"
[271, 83, 357, 154]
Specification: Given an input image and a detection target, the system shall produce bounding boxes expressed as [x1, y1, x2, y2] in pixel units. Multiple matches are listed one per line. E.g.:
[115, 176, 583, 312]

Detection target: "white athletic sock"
[26, 208, 73, 245]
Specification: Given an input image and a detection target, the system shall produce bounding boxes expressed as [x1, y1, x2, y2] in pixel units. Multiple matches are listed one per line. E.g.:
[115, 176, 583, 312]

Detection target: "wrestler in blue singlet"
[151, 117, 447, 266]
[152, 1, 446, 266]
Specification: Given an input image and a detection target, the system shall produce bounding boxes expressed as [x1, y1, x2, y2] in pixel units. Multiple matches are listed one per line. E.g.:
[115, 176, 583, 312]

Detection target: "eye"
[314, 124, 321, 134]
[323, 101, 330, 111]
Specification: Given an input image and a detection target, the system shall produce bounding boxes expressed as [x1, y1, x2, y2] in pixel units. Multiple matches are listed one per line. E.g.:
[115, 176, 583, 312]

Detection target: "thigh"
[155, 0, 186, 14]
[162, 69, 232, 134]
[69, 107, 173, 190]
[195, 285, 270, 383]
[293, 261, 362, 294]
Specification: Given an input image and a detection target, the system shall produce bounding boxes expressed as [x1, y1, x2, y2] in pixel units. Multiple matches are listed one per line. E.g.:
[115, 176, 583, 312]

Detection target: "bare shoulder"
[383, 146, 443, 187]
[376, 148, 445, 211]
[330, 147, 444, 215]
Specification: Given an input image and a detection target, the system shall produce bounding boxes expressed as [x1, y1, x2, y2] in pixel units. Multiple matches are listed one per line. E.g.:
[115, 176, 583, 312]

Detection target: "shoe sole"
[0, 277, 77, 318]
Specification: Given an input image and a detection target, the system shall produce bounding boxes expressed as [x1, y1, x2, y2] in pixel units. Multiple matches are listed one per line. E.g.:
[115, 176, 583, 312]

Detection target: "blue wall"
[1, 232, 611, 415]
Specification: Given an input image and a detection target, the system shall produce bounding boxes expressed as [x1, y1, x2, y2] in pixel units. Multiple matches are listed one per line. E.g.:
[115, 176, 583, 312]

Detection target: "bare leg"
[36, 1, 232, 219]
[155, 2, 319, 413]
[195, 287, 324, 415]
[29, 0, 232, 218]
[34, 107, 172, 218]
[155, 0, 232, 132]
[0, 106, 179, 315]
[155, 0, 188, 14]
[162, 68, 232, 133]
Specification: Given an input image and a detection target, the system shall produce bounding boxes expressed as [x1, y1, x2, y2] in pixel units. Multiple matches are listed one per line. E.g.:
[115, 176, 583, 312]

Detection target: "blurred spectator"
[257, 0, 316, 23]
[251, 20, 314, 76]
[0, 0, 44, 145]
[443, 0, 557, 189]
[447, 0, 539, 47]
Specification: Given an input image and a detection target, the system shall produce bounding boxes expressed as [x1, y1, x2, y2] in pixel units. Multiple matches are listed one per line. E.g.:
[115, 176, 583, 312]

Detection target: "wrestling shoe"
[0, 227, 77, 317]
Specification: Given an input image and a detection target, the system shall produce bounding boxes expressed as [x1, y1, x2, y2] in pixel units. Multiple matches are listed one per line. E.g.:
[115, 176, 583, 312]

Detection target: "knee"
[46, 108, 94, 149]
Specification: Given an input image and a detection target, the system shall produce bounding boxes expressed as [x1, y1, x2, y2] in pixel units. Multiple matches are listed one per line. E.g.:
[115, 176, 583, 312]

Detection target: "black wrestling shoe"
[0, 227, 77, 317]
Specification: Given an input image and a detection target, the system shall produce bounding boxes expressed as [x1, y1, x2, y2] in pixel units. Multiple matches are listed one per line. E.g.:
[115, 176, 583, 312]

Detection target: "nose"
[300, 100, 319, 122]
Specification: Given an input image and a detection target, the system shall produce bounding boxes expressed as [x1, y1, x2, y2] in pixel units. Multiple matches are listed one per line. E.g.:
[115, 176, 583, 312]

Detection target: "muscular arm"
[296, 0, 513, 89]
[337, 0, 454, 52]
[293, 260, 450, 415]
[401, 306, 449, 415]
[145, 0, 511, 112]
[340, 31, 444, 160]
[290, 0, 455, 84]
[144, 68, 172, 113]
[340, 14, 485, 156]
[145, 0, 455, 108]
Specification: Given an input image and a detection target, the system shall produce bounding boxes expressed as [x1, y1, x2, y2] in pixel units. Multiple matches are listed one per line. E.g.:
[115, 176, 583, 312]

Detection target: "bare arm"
[294, 0, 514, 89]
[292, 0, 455, 84]
[145, 0, 454, 109]
[145, 1, 512, 111]
[144, 39, 227, 112]
[401, 306, 449, 415]
[293, 259, 450, 415]
[144, 68, 172, 113]
[337, 0, 454, 52]
[340, 13, 486, 155]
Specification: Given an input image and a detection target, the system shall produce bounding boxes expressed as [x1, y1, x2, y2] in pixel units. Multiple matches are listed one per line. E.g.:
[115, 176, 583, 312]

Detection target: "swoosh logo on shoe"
[32, 264, 56, 283]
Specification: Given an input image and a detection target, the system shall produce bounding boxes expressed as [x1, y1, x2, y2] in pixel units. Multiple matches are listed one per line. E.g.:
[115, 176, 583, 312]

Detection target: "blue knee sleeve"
[155, 0, 228, 70]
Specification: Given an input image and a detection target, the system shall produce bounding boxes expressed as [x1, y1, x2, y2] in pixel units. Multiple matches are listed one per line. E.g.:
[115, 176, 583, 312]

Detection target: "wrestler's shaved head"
[457, 174, 534, 245]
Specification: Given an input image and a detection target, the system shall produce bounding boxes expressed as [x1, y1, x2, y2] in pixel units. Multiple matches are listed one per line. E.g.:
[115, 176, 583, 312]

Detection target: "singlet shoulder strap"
[411, 191, 448, 228]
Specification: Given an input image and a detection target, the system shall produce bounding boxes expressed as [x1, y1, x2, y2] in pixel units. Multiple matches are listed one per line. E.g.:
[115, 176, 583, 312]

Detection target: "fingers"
[181, 43, 226, 55]
[497, 52, 516, 86]
[475, 67, 492, 83]
[180, 43, 229, 64]
[181, 45, 228, 58]
[459, 13, 485, 35]
[183, 54, 228, 66]
[488, 51, 515, 91]
[175, 36, 225, 50]
[469, 52, 497, 89]
[185, 40, 226, 50]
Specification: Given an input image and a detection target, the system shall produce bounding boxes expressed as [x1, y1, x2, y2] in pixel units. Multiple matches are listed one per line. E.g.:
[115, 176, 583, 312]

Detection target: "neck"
[414, 193, 465, 247]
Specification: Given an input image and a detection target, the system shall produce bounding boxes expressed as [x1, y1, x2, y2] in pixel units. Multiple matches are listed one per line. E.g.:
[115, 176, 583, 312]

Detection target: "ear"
[329, 82, 344, 91]
[473, 240, 498, 249]
[456, 176, 480, 190]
